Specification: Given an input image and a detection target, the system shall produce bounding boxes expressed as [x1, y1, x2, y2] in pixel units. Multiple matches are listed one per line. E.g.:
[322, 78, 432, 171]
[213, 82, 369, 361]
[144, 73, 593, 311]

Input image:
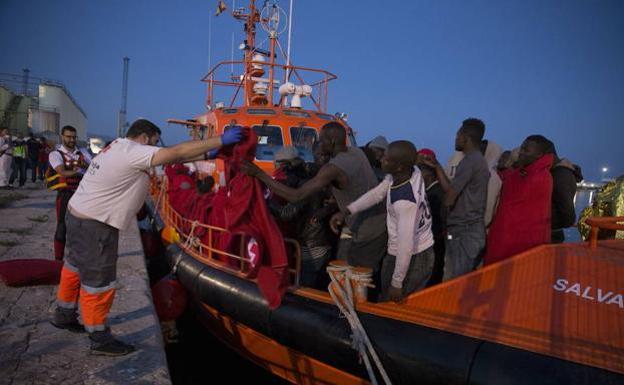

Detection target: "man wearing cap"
[361, 135, 388, 181]
[269, 146, 334, 287]
[51, 119, 242, 356]
[417, 148, 446, 285]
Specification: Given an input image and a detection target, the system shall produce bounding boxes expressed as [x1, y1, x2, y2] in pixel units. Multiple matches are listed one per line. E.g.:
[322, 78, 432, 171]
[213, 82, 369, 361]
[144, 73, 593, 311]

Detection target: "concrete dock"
[0, 182, 171, 385]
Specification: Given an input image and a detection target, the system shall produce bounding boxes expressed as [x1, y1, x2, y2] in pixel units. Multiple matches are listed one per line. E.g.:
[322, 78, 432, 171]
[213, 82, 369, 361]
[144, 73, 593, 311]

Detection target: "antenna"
[117, 57, 130, 138]
[231, 32, 235, 75]
[207, 13, 212, 70]
[285, 0, 293, 82]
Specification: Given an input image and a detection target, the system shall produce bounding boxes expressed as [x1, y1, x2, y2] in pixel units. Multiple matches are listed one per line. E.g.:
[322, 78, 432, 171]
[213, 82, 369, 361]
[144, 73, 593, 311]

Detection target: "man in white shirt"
[48, 125, 92, 260]
[0, 127, 13, 188]
[340, 141, 434, 302]
[52, 118, 242, 356]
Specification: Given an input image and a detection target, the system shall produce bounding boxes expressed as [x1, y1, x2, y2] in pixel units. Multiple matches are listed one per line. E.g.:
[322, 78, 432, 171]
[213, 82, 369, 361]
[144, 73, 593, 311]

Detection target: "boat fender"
[152, 274, 188, 322]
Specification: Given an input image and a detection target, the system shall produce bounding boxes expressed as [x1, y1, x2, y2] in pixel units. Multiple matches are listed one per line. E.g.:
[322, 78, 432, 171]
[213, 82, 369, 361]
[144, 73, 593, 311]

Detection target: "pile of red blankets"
[165, 128, 289, 308]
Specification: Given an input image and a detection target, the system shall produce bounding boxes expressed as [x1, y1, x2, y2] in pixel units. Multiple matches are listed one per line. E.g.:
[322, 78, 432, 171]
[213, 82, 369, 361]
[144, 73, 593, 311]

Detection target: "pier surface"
[0, 183, 171, 385]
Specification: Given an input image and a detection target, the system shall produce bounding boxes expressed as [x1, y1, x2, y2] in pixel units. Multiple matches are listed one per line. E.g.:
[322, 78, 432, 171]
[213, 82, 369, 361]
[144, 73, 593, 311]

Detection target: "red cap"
[418, 148, 437, 160]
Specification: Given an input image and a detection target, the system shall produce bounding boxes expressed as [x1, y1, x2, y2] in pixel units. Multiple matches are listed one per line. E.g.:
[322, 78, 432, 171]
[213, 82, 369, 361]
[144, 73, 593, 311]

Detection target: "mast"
[117, 57, 130, 138]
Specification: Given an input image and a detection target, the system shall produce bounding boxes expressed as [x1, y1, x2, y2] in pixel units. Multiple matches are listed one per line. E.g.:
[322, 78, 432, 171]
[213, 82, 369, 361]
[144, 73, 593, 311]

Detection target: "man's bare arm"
[242, 161, 343, 203]
[151, 137, 223, 167]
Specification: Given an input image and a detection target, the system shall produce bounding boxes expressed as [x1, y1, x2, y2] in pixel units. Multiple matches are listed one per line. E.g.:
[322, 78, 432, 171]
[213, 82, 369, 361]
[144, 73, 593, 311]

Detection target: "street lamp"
[601, 167, 609, 181]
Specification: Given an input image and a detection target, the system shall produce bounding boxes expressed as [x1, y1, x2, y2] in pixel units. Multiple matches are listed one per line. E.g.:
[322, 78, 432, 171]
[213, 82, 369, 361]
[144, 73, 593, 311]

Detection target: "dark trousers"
[9, 157, 27, 186]
[443, 223, 485, 282]
[37, 161, 46, 181]
[427, 236, 446, 286]
[551, 229, 565, 244]
[27, 158, 39, 182]
[380, 246, 434, 301]
[55, 190, 75, 259]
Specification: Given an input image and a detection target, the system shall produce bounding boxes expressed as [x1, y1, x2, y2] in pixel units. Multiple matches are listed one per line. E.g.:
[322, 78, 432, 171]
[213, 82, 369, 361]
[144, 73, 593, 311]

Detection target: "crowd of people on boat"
[235, 118, 582, 302]
[5, 116, 582, 356]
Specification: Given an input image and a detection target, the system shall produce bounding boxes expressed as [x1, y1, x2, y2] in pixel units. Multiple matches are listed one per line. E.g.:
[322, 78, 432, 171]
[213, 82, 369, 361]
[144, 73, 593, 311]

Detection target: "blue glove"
[221, 127, 243, 146]
[205, 148, 219, 160]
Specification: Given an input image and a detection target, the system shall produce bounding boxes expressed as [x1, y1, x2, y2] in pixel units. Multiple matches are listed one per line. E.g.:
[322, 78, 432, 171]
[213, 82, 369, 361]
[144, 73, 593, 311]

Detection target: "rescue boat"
[147, 2, 624, 383]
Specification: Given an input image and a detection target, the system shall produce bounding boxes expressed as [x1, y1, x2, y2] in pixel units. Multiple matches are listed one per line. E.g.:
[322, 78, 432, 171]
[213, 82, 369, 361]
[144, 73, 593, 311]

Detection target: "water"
[166, 310, 290, 385]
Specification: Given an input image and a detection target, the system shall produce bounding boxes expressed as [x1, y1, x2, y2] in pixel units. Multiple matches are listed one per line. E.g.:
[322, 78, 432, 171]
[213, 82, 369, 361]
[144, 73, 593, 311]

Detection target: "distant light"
[602, 167, 608, 173]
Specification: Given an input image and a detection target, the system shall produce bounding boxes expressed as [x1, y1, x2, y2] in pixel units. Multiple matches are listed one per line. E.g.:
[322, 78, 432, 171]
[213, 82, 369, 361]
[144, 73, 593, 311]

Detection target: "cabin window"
[289, 126, 317, 162]
[253, 125, 284, 161]
[284, 110, 310, 118]
[315, 113, 335, 121]
[247, 108, 276, 115]
[223, 108, 238, 114]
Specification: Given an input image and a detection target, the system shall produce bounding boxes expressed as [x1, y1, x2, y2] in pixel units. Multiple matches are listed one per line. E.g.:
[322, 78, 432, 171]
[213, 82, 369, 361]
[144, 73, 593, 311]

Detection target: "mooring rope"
[327, 265, 393, 385]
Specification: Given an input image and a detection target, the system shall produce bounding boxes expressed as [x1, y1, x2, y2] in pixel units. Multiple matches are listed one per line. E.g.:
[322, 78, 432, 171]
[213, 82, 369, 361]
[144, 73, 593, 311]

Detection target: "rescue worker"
[48, 125, 92, 260]
[51, 119, 242, 356]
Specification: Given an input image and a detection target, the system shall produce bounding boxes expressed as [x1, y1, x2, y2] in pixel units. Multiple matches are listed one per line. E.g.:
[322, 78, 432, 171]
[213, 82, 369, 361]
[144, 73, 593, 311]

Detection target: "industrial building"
[0, 70, 87, 144]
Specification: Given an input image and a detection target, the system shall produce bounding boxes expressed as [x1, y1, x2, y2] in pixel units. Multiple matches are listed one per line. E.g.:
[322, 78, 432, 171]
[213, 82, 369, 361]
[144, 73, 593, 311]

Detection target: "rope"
[154, 177, 166, 211]
[327, 265, 393, 385]
[183, 220, 201, 249]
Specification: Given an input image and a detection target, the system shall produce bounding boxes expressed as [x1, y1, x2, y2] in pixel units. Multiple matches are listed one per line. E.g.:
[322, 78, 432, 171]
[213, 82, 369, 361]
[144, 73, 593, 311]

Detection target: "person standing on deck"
[445, 119, 502, 228]
[51, 119, 242, 356]
[346, 141, 434, 302]
[547, 141, 583, 243]
[48, 125, 92, 260]
[421, 119, 490, 281]
[484, 135, 554, 265]
[417, 148, 447, 286]
[241, 122, 387, 281]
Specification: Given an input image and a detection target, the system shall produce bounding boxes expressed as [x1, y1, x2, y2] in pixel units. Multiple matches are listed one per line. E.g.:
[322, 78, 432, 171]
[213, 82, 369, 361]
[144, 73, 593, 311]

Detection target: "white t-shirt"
[68, 138, 161, 230]
[348, 168, 434, 288]
[49, 145, 92, 170]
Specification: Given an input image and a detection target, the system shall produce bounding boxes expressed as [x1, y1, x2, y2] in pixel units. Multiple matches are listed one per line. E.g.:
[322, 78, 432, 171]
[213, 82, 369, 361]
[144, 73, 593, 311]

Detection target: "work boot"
[89, 330, 135, 356]
[50, 307, 85, 333]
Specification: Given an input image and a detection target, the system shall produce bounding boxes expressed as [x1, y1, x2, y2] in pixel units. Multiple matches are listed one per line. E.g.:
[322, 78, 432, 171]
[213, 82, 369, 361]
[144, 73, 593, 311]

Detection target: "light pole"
[601, 167, 608, 181]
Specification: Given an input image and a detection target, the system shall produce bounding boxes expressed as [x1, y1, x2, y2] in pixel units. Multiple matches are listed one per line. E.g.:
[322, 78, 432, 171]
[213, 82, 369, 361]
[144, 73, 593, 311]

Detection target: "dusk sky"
[1, 0, 622, 181]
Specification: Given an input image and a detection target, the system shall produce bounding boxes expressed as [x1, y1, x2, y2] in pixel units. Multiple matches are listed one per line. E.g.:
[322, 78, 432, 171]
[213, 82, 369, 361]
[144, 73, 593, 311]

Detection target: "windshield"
[289, 126, 318, 162]
[252, 124, 284, 161]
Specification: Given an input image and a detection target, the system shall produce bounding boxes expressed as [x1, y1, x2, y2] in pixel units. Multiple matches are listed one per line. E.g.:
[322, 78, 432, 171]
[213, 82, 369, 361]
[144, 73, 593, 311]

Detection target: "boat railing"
[585, 216, 624, 248]
[151, 175, 301, 286]
[201, 60, 337, 113]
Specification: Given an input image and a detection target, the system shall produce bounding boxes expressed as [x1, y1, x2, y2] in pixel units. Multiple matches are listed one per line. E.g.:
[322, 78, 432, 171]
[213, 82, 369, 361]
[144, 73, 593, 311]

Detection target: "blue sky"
[1, 0, 622, 181]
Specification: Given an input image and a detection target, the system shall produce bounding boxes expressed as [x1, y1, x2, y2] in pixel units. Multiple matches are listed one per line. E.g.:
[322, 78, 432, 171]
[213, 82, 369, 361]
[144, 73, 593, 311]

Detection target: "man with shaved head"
[346, 140, 434, 302]
[242, 122, 387, 283]
[421, 118, 490, 281]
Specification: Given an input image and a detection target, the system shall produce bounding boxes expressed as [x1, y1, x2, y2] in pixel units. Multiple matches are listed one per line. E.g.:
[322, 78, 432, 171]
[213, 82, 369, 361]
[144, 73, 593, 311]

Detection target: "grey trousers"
[65, 212, 119, 292]
[380, 246, 434, 301]
[442, 223, 485, 282]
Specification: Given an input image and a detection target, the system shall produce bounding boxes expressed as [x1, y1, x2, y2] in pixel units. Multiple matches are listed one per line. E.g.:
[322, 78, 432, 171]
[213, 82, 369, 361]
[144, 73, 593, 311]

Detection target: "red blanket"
[0, 259, 62, 286]
[484, 154, 554, 265]
[164, 130, 289, 308]
[211, 128, 289, 308]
